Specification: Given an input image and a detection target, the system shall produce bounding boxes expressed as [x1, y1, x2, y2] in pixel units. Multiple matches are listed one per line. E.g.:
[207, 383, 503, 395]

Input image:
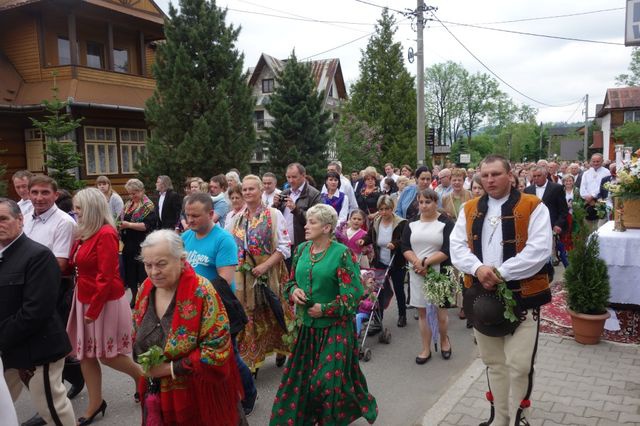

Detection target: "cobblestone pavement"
[423, 334, 640, 426]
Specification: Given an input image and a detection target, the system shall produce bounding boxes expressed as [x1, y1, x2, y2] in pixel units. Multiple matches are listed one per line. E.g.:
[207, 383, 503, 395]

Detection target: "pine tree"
[349, 8, 417, 168]
[138, 0, 255, 190]
[265, 51, 331, 184]
[30, 83, 84, 190]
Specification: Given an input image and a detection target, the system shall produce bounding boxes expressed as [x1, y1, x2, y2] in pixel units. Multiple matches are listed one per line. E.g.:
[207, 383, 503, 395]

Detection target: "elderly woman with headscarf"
[271, 204, 377, 426]
[118, 179, 156, 307]
[133, 230, 243, 426]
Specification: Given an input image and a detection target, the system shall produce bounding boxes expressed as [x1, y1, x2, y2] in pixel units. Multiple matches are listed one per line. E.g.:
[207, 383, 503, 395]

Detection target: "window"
[624, 110, 640, 122]
[120, 129, 147, 174]
[262, 78, 274, 93]
[84, 126, 117, 175]
[255, 110, 265, 130]
[86, 41, 104, 69]
[58, 37, 71, 65]
[113, 48, 129, 73]
[25, 129, 45, 172]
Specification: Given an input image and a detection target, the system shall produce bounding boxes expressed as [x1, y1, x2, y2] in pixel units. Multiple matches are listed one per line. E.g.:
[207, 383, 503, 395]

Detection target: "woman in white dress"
[402, 188, 454, 364]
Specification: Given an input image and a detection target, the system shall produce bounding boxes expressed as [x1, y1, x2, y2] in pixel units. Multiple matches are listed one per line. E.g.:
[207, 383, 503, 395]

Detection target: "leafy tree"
[29, 84, 84, 190]
[425, 61, 465, 146]
[333, 111, 383, 173]
[613, 121, 640, 150]
[265, 51, 331, 183]
[349, 8, 417, 167]
[460, 71, 500, 144]
[615, 47, 640, 87]
[139, 0, 255, 190]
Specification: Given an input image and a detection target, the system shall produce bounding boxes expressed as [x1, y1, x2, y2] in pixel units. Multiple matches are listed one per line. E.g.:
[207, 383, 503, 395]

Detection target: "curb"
[421, 357, 485, 426]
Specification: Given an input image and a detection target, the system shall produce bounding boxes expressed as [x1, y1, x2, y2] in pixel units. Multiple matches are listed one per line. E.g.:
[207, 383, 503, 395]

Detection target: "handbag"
[211, 277, 248, 336]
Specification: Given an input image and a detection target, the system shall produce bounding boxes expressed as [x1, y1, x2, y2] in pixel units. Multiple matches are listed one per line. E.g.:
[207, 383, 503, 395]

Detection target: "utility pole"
[416, 0, 425, 166]
[583, 94, 589, 161]
[538, 121, 543, 161]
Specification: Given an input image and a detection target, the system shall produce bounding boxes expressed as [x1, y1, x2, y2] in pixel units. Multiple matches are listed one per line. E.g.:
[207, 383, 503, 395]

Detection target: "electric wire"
[431, 13, 584, 108]
[353, 0, 406, 15]
[564, 96, 586, 123]
[437, 20, 624, 46]
[300, 32, 374, 60]
[477, 7, 624, 25]
[225, 7, 374, 27]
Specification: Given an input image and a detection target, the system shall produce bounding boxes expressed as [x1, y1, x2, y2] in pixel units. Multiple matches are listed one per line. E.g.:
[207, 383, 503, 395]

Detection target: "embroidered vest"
[463, 189, 551, 309]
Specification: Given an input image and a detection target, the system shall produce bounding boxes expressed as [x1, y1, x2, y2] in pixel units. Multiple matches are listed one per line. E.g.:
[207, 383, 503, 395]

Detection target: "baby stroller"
[357, 258, 394, 362]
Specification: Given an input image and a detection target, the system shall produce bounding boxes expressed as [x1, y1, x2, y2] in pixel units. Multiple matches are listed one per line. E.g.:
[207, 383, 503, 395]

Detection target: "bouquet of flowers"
[605, 149, 640, 200]
[137, 345, 166, 373]
[422, 266, 462, 308]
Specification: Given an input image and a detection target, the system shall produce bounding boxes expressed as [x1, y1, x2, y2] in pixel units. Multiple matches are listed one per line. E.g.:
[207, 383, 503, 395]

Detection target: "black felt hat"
[467, 291, 520, 337]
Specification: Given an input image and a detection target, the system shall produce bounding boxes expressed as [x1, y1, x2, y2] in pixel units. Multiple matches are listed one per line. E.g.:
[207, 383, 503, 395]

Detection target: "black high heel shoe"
[441, 336, 452, 360]
[78, 400, 107, 426]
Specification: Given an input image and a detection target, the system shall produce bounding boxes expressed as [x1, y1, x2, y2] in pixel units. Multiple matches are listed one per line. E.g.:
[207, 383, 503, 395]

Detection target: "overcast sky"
[154, 0, 632, 124]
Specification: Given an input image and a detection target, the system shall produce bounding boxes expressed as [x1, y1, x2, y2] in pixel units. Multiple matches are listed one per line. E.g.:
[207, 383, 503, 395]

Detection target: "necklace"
[309, 243, 329, 265]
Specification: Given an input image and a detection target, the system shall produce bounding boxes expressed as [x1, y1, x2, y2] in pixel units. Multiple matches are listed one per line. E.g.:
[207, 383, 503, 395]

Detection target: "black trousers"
[378, 264, 407, 318]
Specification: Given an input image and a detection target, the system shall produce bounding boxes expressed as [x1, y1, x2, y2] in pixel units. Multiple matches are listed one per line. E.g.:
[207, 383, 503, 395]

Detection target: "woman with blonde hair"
[95, 175, 123, 219]
[67, 187, 143, 425]
[441, 168, 472, 221]
[118, 179, 156, 306]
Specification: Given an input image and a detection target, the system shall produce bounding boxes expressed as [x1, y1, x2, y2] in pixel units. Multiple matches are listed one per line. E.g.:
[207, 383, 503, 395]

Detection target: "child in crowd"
[336, 209, 372, 268]
[356, 270, 377, 337]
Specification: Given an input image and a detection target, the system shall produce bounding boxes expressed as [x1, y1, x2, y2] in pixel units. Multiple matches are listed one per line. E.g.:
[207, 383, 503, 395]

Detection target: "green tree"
[615, 47, 640, 87]
[349, 8, 417, 167]
[613, 121, 640, 150]
[139, 0, 255, 190]
[333, 111, 383, 173]
[460, 71, 500, 144]
[425, 61, 464, 146]
[265, 51, 331, 183]
[29, 84, 83, 190]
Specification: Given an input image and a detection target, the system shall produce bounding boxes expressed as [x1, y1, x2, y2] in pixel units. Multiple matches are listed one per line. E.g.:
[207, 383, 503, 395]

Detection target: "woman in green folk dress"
[270, 204, 377, 426]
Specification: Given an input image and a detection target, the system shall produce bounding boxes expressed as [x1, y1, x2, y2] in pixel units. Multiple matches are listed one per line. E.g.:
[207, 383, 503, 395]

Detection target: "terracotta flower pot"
[566, 308, 610, 345]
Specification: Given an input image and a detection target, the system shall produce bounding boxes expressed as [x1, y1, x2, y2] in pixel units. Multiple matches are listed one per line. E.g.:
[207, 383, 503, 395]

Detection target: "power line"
[301, 32, 373, 61]
[437, 20, 624, 46]
[430, 13, 583, 108]
[225, 6, 374, 27]
[477, 7, 624, 25]
[564, 96, 586, 123]
[353, 0, 406, 15]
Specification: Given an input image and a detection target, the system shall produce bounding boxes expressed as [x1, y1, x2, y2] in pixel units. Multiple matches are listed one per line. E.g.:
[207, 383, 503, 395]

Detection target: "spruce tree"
[349, 8, 417, 168]
[30, 84, 84, 190]
[138, 0, 255, 190]
[265, 51, 331, 184]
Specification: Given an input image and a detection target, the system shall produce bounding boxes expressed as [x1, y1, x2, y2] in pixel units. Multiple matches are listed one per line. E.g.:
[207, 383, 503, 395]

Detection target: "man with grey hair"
[0, 198, 76, 426]
[156, 175, 182, 230]
[567, 162, 582, 188]
[435, 168, 453, 207]
[323, 160, 358, 211]
[11, 170, 33, 216]
[261, 172, 281, 207]
[580, 153, 610, 225]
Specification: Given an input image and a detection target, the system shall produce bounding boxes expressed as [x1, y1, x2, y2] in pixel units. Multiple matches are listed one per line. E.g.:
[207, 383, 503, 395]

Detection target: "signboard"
[433, 145, 451, 154]
[459, 153, 471, 163]
[626, 0, 640, 46]
[426, 128, 435, 146]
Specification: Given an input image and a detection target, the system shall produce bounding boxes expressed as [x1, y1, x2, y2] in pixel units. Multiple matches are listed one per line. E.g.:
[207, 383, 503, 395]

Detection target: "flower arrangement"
[422, 266, 462, 308]
[605, 149, 640, 199]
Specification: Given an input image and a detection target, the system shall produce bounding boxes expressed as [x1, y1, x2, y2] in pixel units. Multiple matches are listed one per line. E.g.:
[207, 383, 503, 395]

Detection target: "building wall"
[0, 12, 40, 82]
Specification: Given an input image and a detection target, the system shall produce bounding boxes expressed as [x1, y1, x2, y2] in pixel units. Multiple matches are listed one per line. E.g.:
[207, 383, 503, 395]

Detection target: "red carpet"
[540, 282, 640, 345]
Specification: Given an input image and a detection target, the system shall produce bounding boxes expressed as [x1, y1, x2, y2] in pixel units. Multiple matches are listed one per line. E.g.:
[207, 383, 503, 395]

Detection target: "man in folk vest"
[451, 155, 552, 426]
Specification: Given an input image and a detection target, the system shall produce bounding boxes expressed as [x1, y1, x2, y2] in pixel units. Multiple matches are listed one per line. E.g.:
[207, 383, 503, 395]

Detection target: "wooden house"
[0, 0, 165, 197]
[596, 87, 640, 161]
[246, 53, 347, 170]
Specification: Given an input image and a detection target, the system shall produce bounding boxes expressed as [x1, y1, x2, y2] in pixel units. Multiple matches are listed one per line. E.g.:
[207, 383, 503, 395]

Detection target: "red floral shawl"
[133, 263, 243, 426]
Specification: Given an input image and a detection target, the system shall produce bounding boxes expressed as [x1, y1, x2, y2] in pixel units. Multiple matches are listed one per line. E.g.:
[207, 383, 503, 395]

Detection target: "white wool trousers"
[474, 312, 540, 426]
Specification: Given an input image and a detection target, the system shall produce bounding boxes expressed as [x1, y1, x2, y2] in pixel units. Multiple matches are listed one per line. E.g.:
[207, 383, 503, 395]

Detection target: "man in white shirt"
[379, 162, 399, 190]
[11, 170, 33, 216]
[451, 155, 552, 426]
[434, 168, 453, 207]
[261, 172, 281, 207]
[463, 167, 475, 190]
[579, 153, 610, 226]
[21, 175, 83, 424]
[322, 160, 358, 212]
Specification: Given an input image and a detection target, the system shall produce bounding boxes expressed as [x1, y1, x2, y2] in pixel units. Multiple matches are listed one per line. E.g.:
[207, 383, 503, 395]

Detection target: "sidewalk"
[422, 334, 640, 425]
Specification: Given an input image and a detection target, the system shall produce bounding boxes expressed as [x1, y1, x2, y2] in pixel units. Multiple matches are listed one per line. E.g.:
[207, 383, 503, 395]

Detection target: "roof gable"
[598, 87, 640, 117]
[248, 53, 347, 100]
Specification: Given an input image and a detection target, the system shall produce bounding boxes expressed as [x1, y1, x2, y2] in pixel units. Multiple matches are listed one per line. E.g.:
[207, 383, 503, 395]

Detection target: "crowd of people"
[0, 153, 613, 426]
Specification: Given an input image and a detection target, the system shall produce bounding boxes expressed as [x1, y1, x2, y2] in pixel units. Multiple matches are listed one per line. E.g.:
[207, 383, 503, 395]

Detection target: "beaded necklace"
[307, 240, 331, 301]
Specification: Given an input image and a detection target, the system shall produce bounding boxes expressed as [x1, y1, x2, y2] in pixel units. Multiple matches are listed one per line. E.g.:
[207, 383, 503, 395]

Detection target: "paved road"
[14, 307, 478, 426]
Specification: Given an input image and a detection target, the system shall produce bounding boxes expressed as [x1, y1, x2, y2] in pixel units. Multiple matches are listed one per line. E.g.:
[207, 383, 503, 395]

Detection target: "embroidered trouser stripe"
[42, 363, 63, 426]
[514, 311, 541, 425]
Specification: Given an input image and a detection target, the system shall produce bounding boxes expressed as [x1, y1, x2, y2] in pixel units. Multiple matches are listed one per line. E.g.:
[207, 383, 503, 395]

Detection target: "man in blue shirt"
[182, 192, 237, 288]
[182, 192, 257, 415]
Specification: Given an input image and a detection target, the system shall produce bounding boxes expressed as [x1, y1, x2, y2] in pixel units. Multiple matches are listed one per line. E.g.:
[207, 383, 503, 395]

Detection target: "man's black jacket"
[0, 234, 72, 369]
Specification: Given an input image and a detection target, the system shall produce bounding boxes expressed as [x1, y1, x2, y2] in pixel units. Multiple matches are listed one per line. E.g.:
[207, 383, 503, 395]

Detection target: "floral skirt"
[66, 290, 133, 360]
[270, 320, 378, 426]
[236, 302, 293, 371]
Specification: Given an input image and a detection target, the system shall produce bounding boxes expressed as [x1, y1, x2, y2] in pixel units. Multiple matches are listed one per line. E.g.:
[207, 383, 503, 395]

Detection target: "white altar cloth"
[597, 221, 640, 305]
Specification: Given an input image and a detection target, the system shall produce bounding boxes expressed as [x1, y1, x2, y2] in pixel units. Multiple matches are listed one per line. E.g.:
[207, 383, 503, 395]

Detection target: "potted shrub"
[564, 201, 611, 344]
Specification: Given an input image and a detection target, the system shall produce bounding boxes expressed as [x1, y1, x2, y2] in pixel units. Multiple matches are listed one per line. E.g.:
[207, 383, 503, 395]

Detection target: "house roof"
[0, 0, 167, 24]
[597, 87, 640, 117]
[247, 53, 348, 101]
